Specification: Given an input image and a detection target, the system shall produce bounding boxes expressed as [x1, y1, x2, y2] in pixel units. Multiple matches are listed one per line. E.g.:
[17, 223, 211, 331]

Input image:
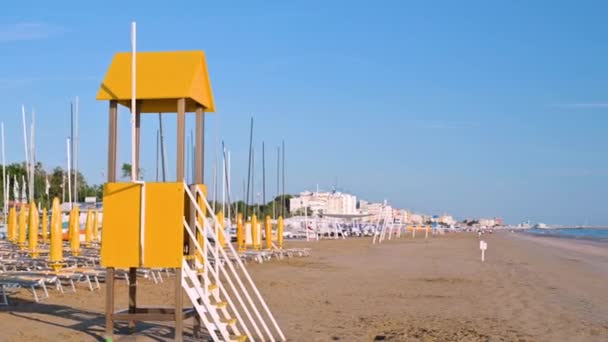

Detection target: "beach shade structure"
[265, 215, 272, 250]
[93, 210, 100, 242]
[97, 45, 284, 341]
[236, 213, 245, 252]
[7, 206, 17, 242]
[28, 202, 39, 257]
[41, 207, 49, 244]
[49, 198, 63, 271]
[69, 206, 81, 256]
[278, 216, 284, 249]
[84, 209, 93, 246]
[18, 203, 28, 250]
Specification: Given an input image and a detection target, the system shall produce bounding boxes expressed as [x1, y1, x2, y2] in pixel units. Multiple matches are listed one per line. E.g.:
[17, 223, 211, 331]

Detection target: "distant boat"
[533, 223, 548, 229]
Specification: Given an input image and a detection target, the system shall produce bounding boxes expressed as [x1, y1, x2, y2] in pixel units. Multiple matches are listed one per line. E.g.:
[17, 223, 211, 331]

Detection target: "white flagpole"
[30, 109, 35, 202]
[67, 138, 72, 209]
[1, 122, 6, 215]
[131, 22, 137, 182]
[74, 96, 79, 202]
[21, 105, 29, 201]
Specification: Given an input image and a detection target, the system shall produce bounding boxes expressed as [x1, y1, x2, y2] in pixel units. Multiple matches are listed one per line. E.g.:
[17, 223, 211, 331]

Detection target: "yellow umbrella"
[265, 215, 272, 250]
[251, 214, 259, 250]
[41, 207, 49, 244]
[277, 216, 284, 249]
[18, 204, 28, 250]
[49, 198, 63, 271]
[93, 210, 100, 242]
[69, 206, 80, 256]
[84, 209, 93, 246]
[237, 213, 245, 252]
[216, 211, 225, 248]
[7, 206, 16, 242]
[28, 202, 39, 257]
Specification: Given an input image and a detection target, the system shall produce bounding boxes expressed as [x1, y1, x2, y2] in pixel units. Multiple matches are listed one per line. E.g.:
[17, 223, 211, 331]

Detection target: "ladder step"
[230, 335, 247, 342]
[210, 300, 227, 308]
[220, 317, 237, 325]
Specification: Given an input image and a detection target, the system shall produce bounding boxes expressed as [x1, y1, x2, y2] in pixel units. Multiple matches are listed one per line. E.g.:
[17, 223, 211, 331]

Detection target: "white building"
[290, 191, 357, 215]
[359, 200, 393, 222]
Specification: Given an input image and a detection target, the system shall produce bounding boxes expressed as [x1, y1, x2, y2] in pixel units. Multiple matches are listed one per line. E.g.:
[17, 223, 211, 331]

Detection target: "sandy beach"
[1, 232, 607, 341]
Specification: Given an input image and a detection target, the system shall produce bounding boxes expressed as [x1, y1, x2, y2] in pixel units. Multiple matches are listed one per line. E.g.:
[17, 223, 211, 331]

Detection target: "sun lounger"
[0, 274, 51, 304]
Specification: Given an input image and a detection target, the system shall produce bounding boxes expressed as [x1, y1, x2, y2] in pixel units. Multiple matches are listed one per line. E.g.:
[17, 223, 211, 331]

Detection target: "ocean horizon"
[525, 228, 608, 242]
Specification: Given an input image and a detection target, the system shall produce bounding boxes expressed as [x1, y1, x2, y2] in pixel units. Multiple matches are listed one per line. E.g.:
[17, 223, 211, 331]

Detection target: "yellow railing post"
[70, 206, 80, 256]
[251, 214, 259, 250]
[41, 207, 49, 244]
[85, 209, 93, 246]
[93, 210, 100, 242]
[217, 211, 226, 248]
[277, 216, 284, 249]
[49, 198, 63, 271]
[18, 203, 28, 250]
[28, 202, 39, 257]
[265, 215, 272, 250]
[237, 213, 245, 252]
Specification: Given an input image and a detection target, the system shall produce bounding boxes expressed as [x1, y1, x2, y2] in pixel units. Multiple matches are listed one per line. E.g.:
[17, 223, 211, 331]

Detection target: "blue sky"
[1, 1, 608, 225]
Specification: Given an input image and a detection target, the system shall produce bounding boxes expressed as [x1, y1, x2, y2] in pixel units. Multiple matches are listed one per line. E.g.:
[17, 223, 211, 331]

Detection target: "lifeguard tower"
[97, 51, 285, 341]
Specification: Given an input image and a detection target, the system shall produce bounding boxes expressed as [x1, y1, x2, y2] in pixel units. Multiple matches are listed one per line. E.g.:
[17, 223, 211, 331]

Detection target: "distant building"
[289, 191, 357, 215]
[439, 215, 456, 226]
[359, 200, 393, 222]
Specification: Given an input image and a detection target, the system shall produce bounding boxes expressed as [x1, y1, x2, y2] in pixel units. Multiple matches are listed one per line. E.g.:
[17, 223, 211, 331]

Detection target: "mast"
[158, 113, 166, 181]
[251, 148, 255, 216]
[156, 129, 160, 181]
[262, 141, 266, 212]
[21, 105, 30, 202]
[67, 138, 72, 209]
[221, 145, 226, 216]
[282, 140, 285, 218]
[130, 21, 137, 182]
[245, 117, 253, 219]
[275, 146, 279, 219]
[30, 110, 35, 202]
[74, 96, 79, 202]
[1, 122, 6, 215]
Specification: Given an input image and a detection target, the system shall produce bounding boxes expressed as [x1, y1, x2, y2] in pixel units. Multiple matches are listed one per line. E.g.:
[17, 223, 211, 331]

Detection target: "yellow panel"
[101, 183, 141, 268]
[143, 182, 185, 268]
[96, 51, 215, 112]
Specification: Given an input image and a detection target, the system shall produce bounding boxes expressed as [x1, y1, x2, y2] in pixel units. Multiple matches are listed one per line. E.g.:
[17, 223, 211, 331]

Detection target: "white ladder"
[181, 183, 286, 342]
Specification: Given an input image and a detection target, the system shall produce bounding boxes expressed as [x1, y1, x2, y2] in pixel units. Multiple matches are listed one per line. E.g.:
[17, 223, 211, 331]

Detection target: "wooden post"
[105, 100, 118, 340]
[193, 104, 205, 337]
[195, 105, 204, 184]
[108, 100, 118, 182]
[174, 268, 183, 341]
[128, 101, 141, 331]
[105, 267, 115, 338]
[175, 98, 186, 341]
[177, 98, 186, 181]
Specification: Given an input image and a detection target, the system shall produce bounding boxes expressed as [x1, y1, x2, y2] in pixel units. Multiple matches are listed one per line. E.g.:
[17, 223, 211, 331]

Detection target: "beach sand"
[0, 232, 607, 341]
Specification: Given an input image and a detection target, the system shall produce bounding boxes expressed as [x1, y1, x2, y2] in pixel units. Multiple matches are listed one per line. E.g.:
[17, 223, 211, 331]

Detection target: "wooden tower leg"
[105, 267, 115, 339]
[105, 100, 118, 340]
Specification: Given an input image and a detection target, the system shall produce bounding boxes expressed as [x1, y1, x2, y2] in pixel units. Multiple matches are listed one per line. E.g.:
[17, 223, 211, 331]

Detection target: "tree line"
[0, 162, 102, 209]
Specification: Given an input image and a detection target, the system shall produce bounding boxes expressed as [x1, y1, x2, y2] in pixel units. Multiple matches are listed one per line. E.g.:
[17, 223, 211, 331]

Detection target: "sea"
[526, 228, 608, 242]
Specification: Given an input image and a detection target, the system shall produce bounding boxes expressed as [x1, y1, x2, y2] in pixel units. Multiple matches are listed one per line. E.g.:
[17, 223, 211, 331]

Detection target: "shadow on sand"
[1, 298, 209, 341]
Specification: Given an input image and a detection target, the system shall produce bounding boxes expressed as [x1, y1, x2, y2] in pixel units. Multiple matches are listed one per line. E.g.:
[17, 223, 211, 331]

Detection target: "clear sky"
[1, 1, 607, 225]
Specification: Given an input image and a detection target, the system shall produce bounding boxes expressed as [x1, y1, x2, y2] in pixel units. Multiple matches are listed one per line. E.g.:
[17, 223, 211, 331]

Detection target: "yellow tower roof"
[96, 50, 215, 113]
